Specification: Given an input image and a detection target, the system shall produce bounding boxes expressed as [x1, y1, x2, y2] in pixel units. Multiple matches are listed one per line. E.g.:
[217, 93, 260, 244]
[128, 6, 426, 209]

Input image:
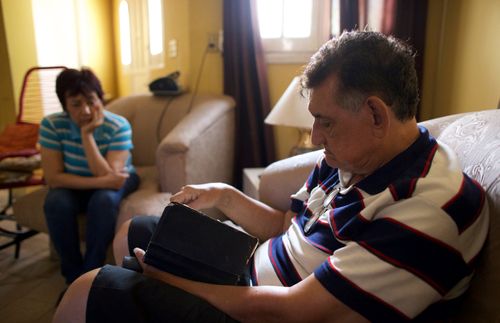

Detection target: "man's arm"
[134, 248, 367, 323]
[41, 147, 128, 190]
[170, 183, 291, 241]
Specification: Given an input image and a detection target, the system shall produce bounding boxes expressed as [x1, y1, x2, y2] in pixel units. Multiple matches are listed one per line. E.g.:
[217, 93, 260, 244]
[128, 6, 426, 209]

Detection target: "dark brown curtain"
[339, 0, 428, 120]
[339, 0, 359, 32]
[223, 0, 275, 188]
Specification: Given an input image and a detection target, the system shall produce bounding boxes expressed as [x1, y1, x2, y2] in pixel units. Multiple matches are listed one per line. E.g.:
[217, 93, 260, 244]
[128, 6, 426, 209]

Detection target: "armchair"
[12, 93, 235, 245]
[258, 109, 500, 322]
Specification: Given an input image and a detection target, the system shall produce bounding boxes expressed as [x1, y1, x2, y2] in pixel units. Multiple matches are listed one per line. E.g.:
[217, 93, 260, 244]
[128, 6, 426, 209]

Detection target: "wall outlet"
[207, 33, 219, 52]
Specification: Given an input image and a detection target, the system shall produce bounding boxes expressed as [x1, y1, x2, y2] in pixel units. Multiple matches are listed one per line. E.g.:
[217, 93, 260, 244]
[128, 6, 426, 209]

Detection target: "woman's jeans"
[44, 173, 140, 284]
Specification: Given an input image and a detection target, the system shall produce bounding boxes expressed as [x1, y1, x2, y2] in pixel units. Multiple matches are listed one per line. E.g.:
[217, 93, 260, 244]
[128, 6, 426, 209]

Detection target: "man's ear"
[365, 96, 390, 138]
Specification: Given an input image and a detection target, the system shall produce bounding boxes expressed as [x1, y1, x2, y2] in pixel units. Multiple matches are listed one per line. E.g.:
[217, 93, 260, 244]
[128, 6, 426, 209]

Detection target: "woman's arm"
[80, 104, 126, 176]
[41, 147, 128, 190]
[80, 131, 112, 176]
[106, 150, 130, 172]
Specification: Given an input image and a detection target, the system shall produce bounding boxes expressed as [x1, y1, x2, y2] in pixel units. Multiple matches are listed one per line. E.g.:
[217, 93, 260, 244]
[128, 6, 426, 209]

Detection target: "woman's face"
[64, 91, 102, 127]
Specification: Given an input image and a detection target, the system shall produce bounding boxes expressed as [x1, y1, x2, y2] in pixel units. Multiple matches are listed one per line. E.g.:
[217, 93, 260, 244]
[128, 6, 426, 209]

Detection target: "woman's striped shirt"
[39, 111, 134, 176]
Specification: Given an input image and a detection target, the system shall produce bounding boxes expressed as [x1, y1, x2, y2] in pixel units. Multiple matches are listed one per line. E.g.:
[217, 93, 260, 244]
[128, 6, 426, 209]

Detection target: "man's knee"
[113, 219, 133, 265]
[54, 268, 100, 323]
[115, 219, 133, 242]
[127, 216, 160, 253]
[112, 215, 158, 264]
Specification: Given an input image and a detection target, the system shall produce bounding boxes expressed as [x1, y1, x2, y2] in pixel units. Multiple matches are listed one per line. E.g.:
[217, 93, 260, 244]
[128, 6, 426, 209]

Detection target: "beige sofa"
[13, 92, 235, 235]
[259, 108, 500, 322]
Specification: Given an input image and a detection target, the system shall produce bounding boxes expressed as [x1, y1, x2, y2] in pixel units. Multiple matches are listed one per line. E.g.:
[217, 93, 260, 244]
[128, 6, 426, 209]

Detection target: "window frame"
[119, 0, 165, 72]
[258, 0, 332, 64]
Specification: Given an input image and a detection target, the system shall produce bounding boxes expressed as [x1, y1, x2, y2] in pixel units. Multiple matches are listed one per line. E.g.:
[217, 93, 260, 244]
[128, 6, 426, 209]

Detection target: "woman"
[39, 68, 139, 285]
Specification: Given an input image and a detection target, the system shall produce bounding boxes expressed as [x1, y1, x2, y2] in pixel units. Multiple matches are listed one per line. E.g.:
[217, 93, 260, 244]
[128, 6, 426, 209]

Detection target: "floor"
[0, 191, 65, 323]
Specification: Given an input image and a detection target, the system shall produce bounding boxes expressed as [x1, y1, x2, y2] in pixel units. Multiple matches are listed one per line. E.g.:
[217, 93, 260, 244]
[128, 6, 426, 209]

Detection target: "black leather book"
[142, 202, 259, 285]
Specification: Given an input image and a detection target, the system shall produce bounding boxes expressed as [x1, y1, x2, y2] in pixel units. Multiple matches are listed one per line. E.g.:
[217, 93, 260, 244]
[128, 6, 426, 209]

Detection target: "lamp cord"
[156, 96, 175, 143]
[156, 44, 212, 143]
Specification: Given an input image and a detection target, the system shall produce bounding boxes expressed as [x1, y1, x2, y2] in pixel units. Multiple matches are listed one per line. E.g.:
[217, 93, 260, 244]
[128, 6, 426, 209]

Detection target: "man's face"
[308, 76, 380, 174]
[64, 91, 102, 127]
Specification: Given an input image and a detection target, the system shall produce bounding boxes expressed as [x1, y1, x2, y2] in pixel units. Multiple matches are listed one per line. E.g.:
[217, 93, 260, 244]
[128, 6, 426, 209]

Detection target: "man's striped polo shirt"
[251, 126, 489, 321]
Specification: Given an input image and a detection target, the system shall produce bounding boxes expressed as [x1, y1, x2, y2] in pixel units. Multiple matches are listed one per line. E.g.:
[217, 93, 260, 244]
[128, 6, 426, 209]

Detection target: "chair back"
[18, 66, 67, 124]
[420, 109, 500, 322]
[106, 93, 198, 167]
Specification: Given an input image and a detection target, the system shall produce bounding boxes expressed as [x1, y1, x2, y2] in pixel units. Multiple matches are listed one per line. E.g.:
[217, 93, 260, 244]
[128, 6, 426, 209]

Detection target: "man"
[54, 31, 489, 322]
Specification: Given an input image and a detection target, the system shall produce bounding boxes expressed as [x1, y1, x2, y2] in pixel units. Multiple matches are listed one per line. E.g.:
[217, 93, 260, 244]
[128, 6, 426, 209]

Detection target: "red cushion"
[0, 123, 40, 159]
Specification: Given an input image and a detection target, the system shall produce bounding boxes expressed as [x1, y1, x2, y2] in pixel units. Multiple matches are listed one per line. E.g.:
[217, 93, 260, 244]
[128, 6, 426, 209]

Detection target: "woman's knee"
[86, 191, 122, 231]
[44, 188, 79, 220]
[88, 190, 121, 214]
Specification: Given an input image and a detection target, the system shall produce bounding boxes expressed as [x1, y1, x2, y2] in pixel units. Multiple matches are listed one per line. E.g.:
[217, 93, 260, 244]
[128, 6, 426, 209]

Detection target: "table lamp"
[265, 77, 318, 156]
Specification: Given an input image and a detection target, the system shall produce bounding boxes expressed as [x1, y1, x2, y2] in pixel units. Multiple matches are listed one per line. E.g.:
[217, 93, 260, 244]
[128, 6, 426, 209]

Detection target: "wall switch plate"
[168, 39, 177, 58]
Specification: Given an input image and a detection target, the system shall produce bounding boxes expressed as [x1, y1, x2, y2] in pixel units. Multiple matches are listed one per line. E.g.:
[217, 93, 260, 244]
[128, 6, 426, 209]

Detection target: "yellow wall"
[269, 0, 500, 158]
[267, 64, 306, 160]
[113, 0, 192, 96]
[188, 0, 223, 95]
[1, 0, 38, 122]
[3, 0, 500, 158]
[113, 0, 224, 97]
[176, 0, 302, 159]
[79, 0, 117, 99]
[158, 0, 191, 89]
[0, 2, 16, 131]
[421, 0, 500, 120]
[1, 0, 115, 120]
[112, 0, 130, 95]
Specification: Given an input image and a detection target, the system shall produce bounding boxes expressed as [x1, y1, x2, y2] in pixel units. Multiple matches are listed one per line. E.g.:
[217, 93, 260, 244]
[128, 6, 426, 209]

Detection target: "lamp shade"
[265, 77, 313, 129]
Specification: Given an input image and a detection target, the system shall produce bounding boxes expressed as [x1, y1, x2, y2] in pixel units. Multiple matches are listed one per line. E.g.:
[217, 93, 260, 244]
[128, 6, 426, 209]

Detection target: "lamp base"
[289, 129, 320, 156]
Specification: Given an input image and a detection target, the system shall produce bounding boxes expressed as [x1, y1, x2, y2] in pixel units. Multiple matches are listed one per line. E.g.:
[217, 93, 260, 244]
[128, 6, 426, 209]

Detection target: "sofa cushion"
[13, 166, 170, 234]
[13, 185, 48, 232]
[115, 166, 170, 230]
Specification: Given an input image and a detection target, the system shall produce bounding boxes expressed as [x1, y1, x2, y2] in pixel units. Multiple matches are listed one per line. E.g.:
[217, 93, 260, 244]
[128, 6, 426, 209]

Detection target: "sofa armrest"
[156, 95, 235, 193]
[259, 150, 321, 211]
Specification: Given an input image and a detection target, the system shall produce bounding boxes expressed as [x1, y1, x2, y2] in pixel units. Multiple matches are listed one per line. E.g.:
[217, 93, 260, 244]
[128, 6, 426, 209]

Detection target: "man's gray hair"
[301, 30, 419, 121]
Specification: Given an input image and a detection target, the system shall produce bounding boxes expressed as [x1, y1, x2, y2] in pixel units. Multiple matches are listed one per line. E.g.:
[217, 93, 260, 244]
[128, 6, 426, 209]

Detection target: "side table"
[242, 168, 265, 200]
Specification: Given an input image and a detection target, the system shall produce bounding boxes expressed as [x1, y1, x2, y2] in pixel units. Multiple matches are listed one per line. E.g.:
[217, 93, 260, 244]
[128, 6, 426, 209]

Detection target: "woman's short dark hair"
[56, 68, 104, 111]
[302, 30, 420, 121]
